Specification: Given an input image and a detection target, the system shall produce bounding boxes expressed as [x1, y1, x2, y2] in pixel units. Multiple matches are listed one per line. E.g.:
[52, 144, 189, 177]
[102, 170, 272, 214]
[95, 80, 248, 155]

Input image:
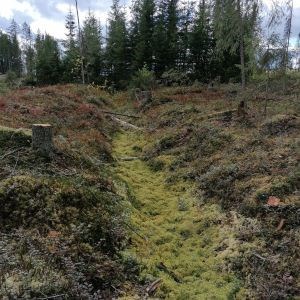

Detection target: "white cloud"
[0, 0, 40, 20]
[30, 18, 66, 39]
[263, 0, 300, 8]
[0, 0, 299, 40]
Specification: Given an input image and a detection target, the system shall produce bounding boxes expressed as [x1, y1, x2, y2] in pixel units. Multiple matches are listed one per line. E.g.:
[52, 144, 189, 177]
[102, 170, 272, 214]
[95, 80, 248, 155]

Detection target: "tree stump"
[135, 89, 152, 105]
[237, 100, 248, 119]
[32, 124, 54, 157]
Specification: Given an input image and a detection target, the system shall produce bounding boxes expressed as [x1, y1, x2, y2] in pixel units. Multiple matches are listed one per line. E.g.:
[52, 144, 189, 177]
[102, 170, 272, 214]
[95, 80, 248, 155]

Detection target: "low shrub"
[130, 66, 155, 91]
[197, 164, 246, 207]
[0, 128, 31, 151]
[147, 158, 165, 172]
[0, 174, 132, 298]
[260, 115, 299, 136]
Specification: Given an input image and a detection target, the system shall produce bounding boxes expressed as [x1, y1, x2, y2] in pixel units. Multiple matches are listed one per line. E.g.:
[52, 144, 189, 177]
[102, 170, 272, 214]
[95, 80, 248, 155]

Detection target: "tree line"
[0, 0, 297, 89]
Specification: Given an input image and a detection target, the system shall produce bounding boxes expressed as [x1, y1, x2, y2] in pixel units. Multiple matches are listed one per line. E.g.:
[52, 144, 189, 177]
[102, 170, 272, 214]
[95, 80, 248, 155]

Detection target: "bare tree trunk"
[237, 0, 246, 91]
[75, 0, 85, 85]
[283, 0, 294, 93]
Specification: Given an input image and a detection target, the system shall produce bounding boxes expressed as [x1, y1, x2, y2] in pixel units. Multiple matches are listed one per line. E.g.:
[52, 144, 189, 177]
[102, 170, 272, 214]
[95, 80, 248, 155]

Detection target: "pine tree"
[106, 0, 129, 88]
[82, 11, 103, 83]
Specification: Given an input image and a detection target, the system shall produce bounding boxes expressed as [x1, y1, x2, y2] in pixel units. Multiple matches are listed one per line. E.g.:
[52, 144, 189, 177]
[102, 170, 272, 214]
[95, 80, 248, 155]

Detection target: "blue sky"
[0, 0, 299, 46]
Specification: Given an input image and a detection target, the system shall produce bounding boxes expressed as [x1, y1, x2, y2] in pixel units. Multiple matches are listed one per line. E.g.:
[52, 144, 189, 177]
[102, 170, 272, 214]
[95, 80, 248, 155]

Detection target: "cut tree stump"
[32, 124, 54, 157]
[135, 89, 152, 105]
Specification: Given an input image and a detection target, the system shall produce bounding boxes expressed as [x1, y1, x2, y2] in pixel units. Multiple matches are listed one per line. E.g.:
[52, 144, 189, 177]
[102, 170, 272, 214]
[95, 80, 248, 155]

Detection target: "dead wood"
[110, 116, 143, 131]
[101, 110, 140, 119]
[119, 156, 142, 161]
[146, 278, 162, 295]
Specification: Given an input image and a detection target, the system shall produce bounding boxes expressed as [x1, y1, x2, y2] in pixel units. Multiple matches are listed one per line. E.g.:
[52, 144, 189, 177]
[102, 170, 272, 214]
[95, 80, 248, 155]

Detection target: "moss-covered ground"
[114, 131, 241, 299]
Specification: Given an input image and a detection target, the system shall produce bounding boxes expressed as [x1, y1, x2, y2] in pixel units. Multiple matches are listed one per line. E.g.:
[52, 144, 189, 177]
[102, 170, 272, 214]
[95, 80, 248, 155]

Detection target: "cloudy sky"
[0, 0, 299, 43]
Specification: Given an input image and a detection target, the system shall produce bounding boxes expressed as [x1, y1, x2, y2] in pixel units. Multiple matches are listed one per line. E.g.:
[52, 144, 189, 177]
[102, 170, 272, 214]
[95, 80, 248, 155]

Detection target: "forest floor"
[114, 131, 240, 299]
[0, 81, 298, 298]
[112, 80, 299, 299]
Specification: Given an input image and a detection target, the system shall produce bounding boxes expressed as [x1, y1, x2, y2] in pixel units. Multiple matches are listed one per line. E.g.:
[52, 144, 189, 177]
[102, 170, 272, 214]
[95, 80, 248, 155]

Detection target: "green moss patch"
[113, 131, 240, 299]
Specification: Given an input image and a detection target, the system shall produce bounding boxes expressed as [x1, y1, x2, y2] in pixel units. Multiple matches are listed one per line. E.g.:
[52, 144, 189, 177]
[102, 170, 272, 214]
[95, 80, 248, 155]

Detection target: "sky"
[0, 0, 299, 44]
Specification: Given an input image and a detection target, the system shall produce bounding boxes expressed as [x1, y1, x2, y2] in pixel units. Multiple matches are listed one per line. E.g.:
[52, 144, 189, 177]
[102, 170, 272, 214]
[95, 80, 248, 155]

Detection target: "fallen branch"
[101, 110, 140, 119]
[124, 222, 147, 241]
[0, 148, 22, 160]
[37, 294, 66, 300]
[110, 116, 143, 131]
[206, 109, 237, 120]
[252, 252, 267, 261]
[157, 262, 182, 283]
[119, 156, 142, 161]
[146, 278, 162, 295]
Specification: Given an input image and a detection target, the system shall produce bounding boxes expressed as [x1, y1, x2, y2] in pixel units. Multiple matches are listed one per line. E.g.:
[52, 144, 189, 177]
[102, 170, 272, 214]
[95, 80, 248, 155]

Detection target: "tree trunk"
[283, 0, 294, 93]
[75, 0, 85, 84]
[32, 124, 54, 157]
[237, 0, 246, 90]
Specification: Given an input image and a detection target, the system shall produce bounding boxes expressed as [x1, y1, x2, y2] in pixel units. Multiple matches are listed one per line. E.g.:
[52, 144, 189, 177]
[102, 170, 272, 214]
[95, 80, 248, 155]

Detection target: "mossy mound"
[0, 126, 31, 152]
[0, 86, 137, 298]
[132, 85, 299, 298]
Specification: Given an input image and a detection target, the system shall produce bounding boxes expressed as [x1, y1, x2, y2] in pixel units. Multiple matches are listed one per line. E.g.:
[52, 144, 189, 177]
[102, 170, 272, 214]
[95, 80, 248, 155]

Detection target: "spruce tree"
[153, 0, 179, 76]
[82, 11, 103, 83]
[190, 0, 215, 81]
[8, 19, 22, 76]
[62, 10, 81, 82]
[35, 34, 61, 85]
[131, 0, 156, 71]
[0, 31, 10, 74]
[212, 0, 259, 85]
[178, 0, 195, 74]
[106, 0, 129, 88]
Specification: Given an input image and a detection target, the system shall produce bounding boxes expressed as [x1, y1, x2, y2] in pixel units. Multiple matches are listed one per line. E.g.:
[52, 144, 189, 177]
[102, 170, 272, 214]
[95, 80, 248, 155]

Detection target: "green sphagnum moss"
[113, 131, 241, 299]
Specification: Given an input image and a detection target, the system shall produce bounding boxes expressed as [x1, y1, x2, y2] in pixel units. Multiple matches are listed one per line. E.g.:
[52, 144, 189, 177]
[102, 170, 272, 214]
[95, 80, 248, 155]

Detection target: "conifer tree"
[35, 34, 61, 85]
[131, 0, 156, 71]
[0, 31, 11, 74]
[82, 11, 103, 83]
[21, 22, 35, 81]
[153, 0, 179, 75]
[106, 0, 129, 87]
[190, 0, 215, 81]
[178, 0, 195, 74]
[62, 10, 81, 82]
[8, 19, 22, 76]
[213, 0, 259, 86]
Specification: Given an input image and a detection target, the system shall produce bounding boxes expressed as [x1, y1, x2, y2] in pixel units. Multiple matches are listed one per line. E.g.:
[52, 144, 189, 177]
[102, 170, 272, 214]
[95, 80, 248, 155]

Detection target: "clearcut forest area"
[0, 0, 299, 299]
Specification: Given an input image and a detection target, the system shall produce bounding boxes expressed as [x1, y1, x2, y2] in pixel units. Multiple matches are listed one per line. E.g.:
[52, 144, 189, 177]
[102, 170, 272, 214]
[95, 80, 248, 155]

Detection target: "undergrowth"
[0, 85, 137, 298]
[130, 84, 300, 298]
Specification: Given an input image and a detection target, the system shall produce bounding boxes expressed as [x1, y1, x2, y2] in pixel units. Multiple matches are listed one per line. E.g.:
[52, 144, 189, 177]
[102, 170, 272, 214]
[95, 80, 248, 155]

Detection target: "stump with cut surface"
[32, 124, 54, 157]
[135, 89, 152, 105]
